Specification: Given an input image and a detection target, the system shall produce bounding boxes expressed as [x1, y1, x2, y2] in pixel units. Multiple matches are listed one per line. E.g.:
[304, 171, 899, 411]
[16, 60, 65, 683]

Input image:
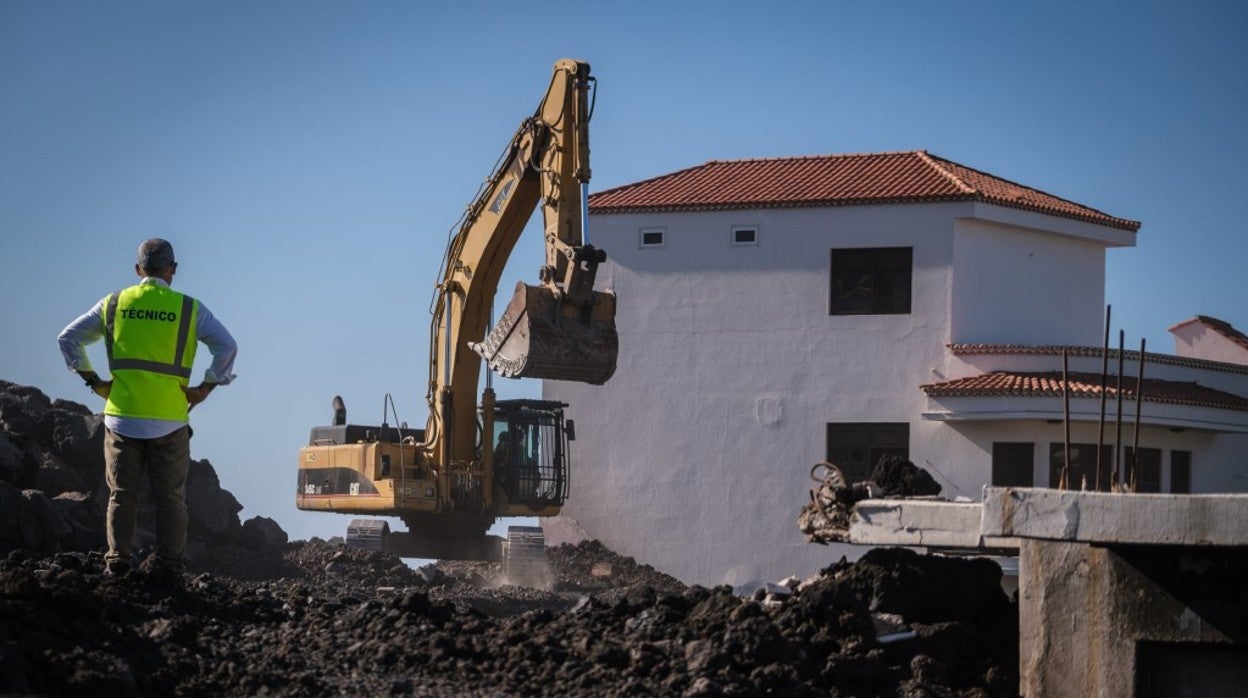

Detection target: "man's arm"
[185, 303, 237, 409]
[58, 303, 112, 398]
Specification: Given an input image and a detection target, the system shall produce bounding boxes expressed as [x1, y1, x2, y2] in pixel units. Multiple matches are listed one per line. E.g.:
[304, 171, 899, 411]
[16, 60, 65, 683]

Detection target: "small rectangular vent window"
[640, 228, 665, 248]
[732, 227, 758, 246]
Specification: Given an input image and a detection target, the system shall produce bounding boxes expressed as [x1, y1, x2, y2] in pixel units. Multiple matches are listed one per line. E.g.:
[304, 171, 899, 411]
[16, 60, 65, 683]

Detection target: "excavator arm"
[424, 58, 617, 469]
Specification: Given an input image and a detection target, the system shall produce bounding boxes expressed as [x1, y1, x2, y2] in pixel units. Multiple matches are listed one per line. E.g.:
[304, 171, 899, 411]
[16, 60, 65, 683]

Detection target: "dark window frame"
[1048, 443, 1113, 490]
[1124, 446, 1162, 493]
[830, 246, 913, 315]
[639, 227, 665, 248]
[826, 422, 909, 483]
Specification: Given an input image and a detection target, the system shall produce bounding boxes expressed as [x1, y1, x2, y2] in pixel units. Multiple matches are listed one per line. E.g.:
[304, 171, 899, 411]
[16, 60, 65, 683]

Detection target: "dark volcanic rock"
[48, 401, 105, 482]
[870, 454, 943, 497]
[51, 491, 107, 552]
[33, 460, 91, 497]
[0, 480, 29, 552]
[0, 378, 281, 569]
[185, 459, 243, 539]
[0, 538, 1019, 697]
[0, 380, 54, 442]
[0, 379, 1017, 696]
[0, 431, 26, 484]
[241, 516, 288, 550]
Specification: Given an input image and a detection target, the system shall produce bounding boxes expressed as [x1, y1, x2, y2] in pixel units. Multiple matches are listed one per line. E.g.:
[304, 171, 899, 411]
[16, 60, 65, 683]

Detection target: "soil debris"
[1, 378, 1018, 696]
[1, 541, 1017, 696]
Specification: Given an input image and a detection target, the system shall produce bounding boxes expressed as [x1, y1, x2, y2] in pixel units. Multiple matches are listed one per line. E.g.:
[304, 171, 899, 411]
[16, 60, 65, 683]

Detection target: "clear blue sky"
[3, 1, 1245, 542]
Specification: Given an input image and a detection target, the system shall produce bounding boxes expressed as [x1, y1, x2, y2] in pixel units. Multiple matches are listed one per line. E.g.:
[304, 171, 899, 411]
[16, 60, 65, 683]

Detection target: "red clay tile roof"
[948, 343, 1248, 376]
[589, 151, 1140, 231]
[922, 371, 1248, 412]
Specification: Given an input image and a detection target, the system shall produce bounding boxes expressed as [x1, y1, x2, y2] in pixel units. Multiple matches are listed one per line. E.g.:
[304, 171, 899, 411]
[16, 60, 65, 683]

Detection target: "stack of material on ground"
[799, 455, 943, 545]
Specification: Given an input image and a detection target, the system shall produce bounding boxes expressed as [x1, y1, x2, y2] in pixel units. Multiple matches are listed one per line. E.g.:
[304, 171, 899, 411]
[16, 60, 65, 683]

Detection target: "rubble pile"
[0, 380, 285, 563]
[1, 380, 1018, 695]
[799, 455, 943, 545]
[1, 541, 1017, 696]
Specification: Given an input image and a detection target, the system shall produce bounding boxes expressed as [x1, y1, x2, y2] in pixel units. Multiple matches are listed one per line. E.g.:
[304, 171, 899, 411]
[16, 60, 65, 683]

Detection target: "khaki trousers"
[103, 426, 190, 568]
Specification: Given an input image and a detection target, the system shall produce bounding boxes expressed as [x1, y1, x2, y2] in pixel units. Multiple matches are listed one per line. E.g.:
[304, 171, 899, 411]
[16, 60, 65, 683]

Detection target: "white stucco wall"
[951, 217, 1106, 345]
[542, 200, 1162, 587]
[546, 203, 963, 586]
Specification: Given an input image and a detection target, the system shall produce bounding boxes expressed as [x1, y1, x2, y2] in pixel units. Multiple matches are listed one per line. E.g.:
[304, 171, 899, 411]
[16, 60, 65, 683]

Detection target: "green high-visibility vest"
[102, 282, 199, 422]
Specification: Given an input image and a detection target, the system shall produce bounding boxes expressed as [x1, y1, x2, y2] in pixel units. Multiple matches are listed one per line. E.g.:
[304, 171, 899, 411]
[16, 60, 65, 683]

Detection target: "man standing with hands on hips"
[58, 238, 237, 582]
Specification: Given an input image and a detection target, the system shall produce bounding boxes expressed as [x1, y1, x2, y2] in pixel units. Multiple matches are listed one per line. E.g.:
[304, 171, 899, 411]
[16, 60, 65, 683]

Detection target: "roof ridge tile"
[916, 150, 976, 195]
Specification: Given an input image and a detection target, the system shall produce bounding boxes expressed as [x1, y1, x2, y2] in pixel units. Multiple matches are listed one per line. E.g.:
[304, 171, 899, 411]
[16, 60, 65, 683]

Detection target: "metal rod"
[1114, 330, 1125, 490]
[485, 299, 494, 391]
[581, 182, 591, 246]
[1062, 348, 1071, 490]
[1096, 305, 1110, 491]
[1132, 338, 1146, 492]
[443, 292, 454, 387]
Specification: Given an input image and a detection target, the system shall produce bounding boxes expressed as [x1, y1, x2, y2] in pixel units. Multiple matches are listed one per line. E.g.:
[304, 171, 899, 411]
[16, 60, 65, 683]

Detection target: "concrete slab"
[981, 486, 1248, 546]
[1019, 539, 1248, 697]
[848, 498, 1019, 550]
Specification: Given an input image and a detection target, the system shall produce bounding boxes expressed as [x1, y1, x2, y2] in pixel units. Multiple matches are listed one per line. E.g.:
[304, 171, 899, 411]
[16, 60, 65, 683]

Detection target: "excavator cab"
[490, 399, 571, 508]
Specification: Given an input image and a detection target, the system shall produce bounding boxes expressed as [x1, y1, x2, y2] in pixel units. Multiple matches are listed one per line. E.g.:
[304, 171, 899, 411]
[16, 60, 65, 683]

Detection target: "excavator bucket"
[471, 282, 617, 385]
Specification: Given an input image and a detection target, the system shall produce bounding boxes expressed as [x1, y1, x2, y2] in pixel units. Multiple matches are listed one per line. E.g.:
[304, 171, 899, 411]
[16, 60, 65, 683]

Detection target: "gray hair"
[137, 238, 176, 273]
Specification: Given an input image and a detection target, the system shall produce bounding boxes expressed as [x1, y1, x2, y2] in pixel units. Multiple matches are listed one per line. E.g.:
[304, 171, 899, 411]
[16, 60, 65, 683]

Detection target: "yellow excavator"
[295, 59, 616, 573]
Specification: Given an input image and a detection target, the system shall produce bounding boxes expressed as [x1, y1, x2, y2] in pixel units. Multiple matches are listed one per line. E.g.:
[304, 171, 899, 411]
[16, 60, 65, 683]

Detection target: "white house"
[543, 151, 1248, 587]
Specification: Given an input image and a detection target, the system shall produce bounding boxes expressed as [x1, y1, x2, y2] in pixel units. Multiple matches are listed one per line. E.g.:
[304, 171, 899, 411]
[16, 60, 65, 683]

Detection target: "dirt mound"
[0, 379, 1017, 695]
[870, 455, 942, 498]
[1, 540, 1017, 696]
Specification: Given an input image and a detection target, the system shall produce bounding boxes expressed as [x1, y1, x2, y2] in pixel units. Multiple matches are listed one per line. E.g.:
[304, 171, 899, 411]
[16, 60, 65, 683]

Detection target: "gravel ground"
[0, 539, 1017, 697]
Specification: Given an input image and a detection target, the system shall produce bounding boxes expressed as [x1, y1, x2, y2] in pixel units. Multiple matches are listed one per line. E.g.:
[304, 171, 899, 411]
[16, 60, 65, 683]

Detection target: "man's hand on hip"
[183, 383, 216, 411]
[77, 371, 111, 399]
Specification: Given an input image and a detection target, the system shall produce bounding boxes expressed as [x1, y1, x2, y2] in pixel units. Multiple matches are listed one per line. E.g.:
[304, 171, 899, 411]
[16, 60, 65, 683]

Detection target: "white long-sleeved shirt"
[58, 277, 238, 439]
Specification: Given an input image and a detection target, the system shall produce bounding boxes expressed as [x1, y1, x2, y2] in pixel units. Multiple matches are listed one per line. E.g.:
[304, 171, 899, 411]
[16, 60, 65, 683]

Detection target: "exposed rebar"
[1096, 305, 1110, 491]
[1131, 337, 1146, 491]
[1114, 330, 1125, 490]
[1061, 348, 1071, 490]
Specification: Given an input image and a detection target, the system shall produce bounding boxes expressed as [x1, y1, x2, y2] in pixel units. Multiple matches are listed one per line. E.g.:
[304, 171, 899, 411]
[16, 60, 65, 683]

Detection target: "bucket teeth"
[471, 282, 618, 385]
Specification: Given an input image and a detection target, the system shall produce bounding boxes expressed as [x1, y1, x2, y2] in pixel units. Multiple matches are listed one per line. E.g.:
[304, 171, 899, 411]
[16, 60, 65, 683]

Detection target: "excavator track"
[502, 525, 551, 588]
[345, 518, 390, 551]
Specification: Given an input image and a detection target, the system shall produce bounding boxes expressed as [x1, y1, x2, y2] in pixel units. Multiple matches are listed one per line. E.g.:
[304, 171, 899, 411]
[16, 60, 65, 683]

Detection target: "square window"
[732, 227, 758, 246]
[826, 422, 909, 483]
[639, 228, 665, 248]
[830, 247, 912, 315]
